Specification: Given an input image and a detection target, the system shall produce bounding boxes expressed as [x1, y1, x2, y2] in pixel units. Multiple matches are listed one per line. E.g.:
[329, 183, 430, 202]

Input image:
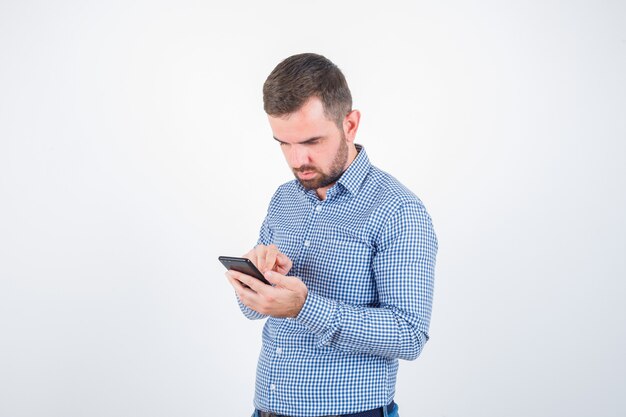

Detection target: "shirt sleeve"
[295, 200, 437, 360]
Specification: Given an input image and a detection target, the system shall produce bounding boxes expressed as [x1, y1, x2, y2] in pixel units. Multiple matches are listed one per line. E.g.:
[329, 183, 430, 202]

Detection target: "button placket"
[303, 204, 322, 249]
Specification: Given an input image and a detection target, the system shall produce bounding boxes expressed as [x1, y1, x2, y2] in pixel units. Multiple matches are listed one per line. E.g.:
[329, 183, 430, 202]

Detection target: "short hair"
[263, 53, 352, 127]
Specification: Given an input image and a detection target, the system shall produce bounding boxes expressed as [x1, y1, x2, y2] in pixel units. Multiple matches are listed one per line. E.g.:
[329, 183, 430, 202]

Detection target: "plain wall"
[1, 1, 625, 416]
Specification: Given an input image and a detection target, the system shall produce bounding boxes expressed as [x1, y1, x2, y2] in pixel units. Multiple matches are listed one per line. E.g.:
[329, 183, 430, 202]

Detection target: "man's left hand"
[226, 270, 308, 318]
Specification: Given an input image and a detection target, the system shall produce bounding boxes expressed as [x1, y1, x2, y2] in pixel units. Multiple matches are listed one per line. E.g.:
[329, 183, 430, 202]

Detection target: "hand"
[226, 269, 308, 318]
[243, 244, 292, 275]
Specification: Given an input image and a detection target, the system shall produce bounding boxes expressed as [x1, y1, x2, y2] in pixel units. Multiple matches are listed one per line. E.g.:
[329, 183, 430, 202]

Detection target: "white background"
[1, 1, 625, 416]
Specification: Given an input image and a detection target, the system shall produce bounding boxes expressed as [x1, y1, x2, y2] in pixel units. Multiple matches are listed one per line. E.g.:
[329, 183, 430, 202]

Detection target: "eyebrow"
[273, 136, 324, 145]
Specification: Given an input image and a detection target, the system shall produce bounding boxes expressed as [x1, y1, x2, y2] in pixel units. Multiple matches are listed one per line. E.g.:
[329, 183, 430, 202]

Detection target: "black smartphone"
[219, 256, 271, 285]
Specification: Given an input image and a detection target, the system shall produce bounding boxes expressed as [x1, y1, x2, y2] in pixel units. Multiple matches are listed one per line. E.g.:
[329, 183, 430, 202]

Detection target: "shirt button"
[304, 240, 310, 247]
[270, 383, 276, 391]
[315, 205, 322, 212]
[276, 347, 283, 355]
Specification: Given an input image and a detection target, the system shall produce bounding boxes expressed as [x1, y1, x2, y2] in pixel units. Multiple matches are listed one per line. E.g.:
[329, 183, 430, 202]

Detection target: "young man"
[226, 53, 437, 417]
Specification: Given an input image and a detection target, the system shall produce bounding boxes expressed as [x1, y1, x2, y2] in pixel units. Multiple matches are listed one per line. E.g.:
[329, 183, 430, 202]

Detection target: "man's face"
[268, 97, 350, 191]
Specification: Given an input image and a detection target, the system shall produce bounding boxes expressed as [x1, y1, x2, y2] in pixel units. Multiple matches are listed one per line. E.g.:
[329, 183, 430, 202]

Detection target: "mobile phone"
[219, 256, 270, 285]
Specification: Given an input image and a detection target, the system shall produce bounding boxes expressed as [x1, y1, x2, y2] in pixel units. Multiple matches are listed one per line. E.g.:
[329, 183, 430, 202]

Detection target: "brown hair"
[263, 53, 352, 127]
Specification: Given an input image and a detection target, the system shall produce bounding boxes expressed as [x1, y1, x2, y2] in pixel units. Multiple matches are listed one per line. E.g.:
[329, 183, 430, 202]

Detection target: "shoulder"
[364, 166, 436, 251]
[355, 165, 434, 241]
[364, 165, 427, 212]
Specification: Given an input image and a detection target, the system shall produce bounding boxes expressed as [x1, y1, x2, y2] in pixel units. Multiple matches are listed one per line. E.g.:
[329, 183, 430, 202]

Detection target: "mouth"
[297, 171, 316, 180]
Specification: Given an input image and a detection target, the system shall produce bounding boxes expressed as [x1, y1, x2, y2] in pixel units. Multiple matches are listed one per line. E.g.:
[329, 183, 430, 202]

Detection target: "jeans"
[251, 403, 399, 417]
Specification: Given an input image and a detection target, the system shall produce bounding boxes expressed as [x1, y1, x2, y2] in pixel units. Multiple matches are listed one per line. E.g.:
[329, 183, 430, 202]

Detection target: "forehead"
[268, 97, 338, 143]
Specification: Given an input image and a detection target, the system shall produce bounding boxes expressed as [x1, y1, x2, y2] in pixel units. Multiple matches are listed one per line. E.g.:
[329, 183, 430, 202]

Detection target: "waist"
[257, 401, 395, 417]
[254, 346, 398, 415]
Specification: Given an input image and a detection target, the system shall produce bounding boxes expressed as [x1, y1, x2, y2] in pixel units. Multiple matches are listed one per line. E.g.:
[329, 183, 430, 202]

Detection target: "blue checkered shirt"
[238, 145, 437, 417]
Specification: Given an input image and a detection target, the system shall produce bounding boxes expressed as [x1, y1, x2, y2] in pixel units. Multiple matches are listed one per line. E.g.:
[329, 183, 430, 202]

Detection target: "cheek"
[319, 145, 337, 165]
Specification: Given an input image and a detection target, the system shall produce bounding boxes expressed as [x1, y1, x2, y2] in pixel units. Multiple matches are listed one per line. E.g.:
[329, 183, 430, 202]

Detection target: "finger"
[264, 244, 279, 272]
[226, 273, 246, 301]
[253, 244, 270, 270]
[226, 271, 266, 306]
[227, 273, 263, 311]
[228, 269, 269, 294]
[264, 270, 287, 287]
[275, 252, 292, 274]
[243, 248, 260, 268]
[226, 271, 252, 295]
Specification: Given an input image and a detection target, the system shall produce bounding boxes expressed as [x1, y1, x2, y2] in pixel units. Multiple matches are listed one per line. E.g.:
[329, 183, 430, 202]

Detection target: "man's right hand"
[243, 244, 292, 275]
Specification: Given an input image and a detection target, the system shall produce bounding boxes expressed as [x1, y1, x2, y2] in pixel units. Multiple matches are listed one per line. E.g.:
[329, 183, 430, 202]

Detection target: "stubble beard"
[293, 137, 349, 191]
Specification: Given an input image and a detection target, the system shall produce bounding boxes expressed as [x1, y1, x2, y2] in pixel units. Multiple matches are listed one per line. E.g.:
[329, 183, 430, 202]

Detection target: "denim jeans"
[251, 403, 399, 417]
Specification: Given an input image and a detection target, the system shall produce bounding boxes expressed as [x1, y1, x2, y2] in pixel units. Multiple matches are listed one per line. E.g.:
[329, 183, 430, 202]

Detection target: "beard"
[292, 137, 349, 191]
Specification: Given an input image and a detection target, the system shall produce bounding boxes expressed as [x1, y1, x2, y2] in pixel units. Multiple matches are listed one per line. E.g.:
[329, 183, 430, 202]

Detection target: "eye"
[304, 138, 321, 146]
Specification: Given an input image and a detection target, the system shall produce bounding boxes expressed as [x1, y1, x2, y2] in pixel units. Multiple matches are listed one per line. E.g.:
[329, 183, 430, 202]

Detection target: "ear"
[342, 109, 361, 143]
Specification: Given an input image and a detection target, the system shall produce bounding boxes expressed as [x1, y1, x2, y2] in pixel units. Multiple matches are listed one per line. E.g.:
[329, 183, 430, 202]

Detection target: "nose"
[287, 144, 309, 168]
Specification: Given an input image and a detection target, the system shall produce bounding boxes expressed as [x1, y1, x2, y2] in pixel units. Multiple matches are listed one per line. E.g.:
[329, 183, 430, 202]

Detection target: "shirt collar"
[335, 144, 370, 197]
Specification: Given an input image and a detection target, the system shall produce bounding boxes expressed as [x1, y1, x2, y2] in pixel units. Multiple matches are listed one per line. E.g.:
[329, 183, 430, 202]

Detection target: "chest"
[268, 198, 380, 304]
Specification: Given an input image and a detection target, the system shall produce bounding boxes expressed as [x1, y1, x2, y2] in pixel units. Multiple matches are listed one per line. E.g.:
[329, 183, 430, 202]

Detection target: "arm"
[295, 201, 437, 360]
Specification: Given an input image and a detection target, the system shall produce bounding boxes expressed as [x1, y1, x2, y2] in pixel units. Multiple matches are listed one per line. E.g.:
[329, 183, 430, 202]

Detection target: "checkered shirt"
[238, 145, 437, 417]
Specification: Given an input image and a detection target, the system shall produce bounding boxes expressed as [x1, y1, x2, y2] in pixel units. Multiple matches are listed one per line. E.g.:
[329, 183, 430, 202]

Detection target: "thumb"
[264, 271, 289, 287]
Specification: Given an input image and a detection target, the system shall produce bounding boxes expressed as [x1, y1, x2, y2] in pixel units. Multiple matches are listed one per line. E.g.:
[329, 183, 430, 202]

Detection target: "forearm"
[295, 292, 428, 360]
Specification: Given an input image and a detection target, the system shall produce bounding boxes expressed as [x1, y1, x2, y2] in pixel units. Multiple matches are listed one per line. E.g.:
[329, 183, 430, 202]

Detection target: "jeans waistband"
[256, 400, 395, 417]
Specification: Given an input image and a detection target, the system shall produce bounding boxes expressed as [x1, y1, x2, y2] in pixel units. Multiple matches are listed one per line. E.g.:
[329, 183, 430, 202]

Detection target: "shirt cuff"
[295, 291, 336, 336]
